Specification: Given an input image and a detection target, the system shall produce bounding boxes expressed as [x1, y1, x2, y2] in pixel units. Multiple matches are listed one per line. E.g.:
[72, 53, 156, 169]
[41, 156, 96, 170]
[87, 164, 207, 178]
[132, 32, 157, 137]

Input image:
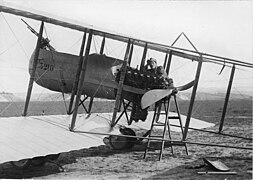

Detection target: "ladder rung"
[146, 146, 157, 150]
[153, 123, 165, 126]
[168, 116, 180, 119]
[171, 142, 186, 146]
[144, 94, 188, 160]
[149, 135, 164, 138]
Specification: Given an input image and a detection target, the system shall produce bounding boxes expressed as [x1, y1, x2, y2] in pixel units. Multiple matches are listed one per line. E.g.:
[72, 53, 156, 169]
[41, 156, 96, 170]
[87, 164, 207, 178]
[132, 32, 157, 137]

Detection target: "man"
[144, 57, 167, 79]
[144, 57, 174, 89]
[130, 58, 173, 123]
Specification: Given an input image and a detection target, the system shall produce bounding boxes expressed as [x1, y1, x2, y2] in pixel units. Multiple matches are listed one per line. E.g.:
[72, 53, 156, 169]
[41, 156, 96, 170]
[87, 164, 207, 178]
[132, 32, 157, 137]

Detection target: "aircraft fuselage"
[29, 49, 124, 99]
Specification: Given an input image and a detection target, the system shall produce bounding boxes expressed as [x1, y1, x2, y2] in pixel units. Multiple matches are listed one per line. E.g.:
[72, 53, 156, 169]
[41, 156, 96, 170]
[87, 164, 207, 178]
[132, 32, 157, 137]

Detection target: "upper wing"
[0, 4, 252, 69]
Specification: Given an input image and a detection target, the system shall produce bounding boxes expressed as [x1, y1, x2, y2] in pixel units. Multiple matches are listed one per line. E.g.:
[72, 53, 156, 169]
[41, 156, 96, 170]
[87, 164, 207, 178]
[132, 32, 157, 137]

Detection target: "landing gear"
[104, 127, 137, 150]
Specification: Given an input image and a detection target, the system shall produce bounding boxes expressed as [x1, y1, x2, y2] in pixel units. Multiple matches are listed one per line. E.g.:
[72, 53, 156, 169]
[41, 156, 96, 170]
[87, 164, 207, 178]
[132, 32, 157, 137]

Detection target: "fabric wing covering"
[0, 112, 214, 164]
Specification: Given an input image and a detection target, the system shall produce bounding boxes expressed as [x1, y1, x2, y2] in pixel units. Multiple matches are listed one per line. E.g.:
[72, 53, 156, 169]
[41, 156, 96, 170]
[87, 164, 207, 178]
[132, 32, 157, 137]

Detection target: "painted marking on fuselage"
[38, 58, 54, 71]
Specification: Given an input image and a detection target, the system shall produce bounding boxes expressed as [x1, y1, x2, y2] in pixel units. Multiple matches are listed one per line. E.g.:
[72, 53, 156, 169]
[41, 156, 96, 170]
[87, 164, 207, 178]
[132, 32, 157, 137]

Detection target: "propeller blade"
[141, 89, 173, 109]
[177, 80, 195, 91]
[141, 80, 195, 109]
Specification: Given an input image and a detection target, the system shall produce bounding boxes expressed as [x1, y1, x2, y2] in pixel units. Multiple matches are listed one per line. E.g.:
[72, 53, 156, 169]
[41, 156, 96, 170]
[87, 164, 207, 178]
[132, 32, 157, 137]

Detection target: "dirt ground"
[0, 125, 251, 179]
[0, 100, 252, 179]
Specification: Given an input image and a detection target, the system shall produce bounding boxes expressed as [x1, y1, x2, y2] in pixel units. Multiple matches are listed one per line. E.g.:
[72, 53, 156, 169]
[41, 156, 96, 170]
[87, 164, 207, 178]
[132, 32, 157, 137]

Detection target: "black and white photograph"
[0, 0, 252, 179]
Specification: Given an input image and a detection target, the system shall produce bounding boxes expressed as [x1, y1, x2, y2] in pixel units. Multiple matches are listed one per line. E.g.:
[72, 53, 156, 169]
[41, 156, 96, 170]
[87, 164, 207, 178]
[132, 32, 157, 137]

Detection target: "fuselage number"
[38, 58, 54, 71]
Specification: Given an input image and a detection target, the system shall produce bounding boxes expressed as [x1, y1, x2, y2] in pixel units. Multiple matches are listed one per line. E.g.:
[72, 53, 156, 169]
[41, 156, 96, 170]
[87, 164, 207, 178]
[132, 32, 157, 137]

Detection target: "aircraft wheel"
[109, 127, 137, 150]
[120, 127, 137, 149]
[11, 159, 31, 169]
[109, 135, 129, 150]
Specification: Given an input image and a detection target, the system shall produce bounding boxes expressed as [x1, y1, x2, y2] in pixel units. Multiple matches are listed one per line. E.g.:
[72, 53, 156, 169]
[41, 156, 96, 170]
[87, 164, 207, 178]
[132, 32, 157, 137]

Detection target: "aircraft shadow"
[0, 143, 150, 179]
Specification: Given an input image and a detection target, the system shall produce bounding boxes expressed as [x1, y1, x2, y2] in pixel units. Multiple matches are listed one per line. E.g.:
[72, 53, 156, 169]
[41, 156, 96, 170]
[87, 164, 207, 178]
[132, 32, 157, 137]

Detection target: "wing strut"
[182, 54, 203, 140]
[140, 43, 148, 72]
[99, 35, 105, 55]
[128, 42, 134, 66]
[110, 39, 132, 127]
[68, 32, 87, 114]
[23, 21, 44, 116]
[70, 30, 93, 131]
[219, 64, 236, 132]
[163, 52, 168, 69]
[165, 50, 173, 75]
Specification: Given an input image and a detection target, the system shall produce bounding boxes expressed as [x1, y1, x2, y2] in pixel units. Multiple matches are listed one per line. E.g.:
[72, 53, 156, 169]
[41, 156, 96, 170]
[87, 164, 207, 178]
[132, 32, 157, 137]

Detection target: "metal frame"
[70, 29, 93, 131]
[165, 50, 173, 75]
[109, 100, 132, 126]
[23, 21, 44, 116]
[110, 39, 132, 127]
[183, 54, 203, 140]
[68, 95, 91, 114]
[68, 32, 87, 114]
[1, 6, 252, 68]
[167, 33, 203, 141]
[163, 52, 168, 69]
[140, 43, 148, 72]
[2, 5, 250, 154]
[100, 35, 105, 54]
[128, 42, 134, 66]
[219, 64, 236, 132]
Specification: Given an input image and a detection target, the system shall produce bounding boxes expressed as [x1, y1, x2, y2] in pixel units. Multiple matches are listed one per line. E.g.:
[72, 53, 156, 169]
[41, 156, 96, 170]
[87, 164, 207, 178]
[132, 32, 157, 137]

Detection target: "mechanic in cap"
[145, 57, 167, 78]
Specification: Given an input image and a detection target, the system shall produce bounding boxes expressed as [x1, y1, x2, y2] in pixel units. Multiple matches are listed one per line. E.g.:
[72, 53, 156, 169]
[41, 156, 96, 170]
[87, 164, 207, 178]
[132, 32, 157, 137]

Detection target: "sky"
[0, 0, 252, 95]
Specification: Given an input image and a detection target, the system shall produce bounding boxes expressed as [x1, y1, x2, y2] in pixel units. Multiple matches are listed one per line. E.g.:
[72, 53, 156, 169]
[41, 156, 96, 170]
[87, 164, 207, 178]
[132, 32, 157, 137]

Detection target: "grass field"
[1, 99, 252, 126]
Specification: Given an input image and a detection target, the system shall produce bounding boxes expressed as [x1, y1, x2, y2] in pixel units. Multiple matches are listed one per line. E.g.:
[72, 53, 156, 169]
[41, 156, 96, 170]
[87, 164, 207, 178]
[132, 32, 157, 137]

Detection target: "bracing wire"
[0, 102, 13, 116]
[104, 40, 126, 58]
[1, 13, 29, 59]
[0, 40, 21, 56]
[189, 61, 252, 119]
[0, 92, 23, 116]
[42, 27, 69, 114]
[92, 36, 98, 53]
[66, 36, 82, 52]
[0, 13, 32, 115]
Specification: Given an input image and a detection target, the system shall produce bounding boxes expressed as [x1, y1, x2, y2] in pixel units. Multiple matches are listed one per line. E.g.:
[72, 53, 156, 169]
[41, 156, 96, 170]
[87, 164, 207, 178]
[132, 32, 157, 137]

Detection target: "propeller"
[141, 80, 195, 109]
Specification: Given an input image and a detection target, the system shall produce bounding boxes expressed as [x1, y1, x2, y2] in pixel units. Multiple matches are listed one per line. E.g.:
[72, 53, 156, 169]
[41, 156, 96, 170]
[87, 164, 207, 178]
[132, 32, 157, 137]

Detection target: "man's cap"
[147, 58, 157, 64]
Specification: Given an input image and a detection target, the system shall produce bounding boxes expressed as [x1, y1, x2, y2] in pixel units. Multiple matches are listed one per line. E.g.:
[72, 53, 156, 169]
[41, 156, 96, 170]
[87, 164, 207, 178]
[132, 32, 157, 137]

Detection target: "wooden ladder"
[143, 94, 188, 161]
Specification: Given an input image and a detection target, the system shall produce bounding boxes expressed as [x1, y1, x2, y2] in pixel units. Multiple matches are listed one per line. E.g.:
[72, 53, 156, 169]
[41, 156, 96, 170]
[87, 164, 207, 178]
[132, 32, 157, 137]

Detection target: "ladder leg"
[165, 99, 174, 154]
[155, 103, 162, 123]
[159, 121, 166, 160]
[144, 103, 159, 159]
[173, 95, 188, 155]
[166, 119, 174, 154]
[145, 94, 189, 160]
[173, 95, 184, 134]
[159, 99, 171, 160]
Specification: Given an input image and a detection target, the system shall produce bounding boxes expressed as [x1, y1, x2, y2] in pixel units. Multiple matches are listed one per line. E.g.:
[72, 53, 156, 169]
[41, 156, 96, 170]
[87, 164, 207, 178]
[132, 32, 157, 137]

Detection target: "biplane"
[0, 3, 252, 170]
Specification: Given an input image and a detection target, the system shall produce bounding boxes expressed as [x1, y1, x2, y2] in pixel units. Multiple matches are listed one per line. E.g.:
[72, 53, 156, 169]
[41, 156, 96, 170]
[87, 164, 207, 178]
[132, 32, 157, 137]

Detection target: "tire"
[11, 159, 31, 169]
[120, 127, 137, 149]
[109, 135, 129, 150]
[109, 127, 137, 150]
